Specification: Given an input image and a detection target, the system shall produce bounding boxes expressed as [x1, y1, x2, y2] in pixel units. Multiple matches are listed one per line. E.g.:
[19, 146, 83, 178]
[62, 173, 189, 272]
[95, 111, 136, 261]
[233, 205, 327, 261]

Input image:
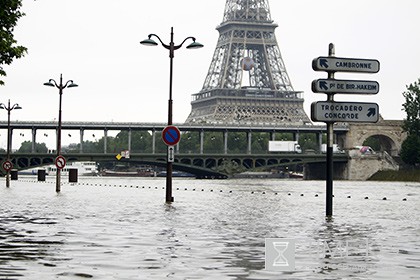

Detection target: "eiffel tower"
[185, 0, 311, 125]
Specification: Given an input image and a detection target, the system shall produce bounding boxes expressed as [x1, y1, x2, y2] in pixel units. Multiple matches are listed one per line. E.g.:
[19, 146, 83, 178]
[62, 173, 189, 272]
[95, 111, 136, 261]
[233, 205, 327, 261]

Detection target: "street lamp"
[140, 27, 203, 203]
[43, 74, 78, 192]
[0, 100, 22, 187]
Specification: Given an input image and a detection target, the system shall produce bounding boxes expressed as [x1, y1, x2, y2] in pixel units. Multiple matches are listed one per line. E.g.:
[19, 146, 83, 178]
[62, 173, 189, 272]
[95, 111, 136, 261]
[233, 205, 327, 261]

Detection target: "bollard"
[69, 168, 78, 183]
[37, 169, 46, 181]
[10, 169, 18, 180]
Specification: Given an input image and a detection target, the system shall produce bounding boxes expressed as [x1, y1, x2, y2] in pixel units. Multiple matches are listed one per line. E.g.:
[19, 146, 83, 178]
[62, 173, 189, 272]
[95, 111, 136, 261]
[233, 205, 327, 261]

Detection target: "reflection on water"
[0, 213, 65, 278]
[0, 177, 418, 279]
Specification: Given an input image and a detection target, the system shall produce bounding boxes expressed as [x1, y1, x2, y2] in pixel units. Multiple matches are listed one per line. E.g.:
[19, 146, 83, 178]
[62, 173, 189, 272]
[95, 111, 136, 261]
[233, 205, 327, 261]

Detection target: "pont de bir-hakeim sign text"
[312, 79, 379, 94]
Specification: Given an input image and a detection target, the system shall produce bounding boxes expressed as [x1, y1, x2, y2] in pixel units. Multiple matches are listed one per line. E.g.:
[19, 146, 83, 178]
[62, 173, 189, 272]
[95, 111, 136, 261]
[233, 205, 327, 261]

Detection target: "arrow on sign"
[367, 107, 376, 117]
[319, 80, 329, 90]
[168, 146, 175, 163]
[320, 58, 329, 69]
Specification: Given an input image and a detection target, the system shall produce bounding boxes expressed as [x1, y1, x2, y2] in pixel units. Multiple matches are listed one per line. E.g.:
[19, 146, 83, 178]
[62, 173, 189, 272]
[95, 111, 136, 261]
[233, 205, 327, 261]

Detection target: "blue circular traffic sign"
[162, 126, 181, 146]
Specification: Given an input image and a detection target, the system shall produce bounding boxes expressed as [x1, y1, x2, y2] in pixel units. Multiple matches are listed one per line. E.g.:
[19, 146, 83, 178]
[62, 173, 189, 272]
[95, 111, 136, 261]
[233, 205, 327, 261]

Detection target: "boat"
[157, 170, 195, 177]
[100, 165, 156, 177]
[18, 161, 99, 176]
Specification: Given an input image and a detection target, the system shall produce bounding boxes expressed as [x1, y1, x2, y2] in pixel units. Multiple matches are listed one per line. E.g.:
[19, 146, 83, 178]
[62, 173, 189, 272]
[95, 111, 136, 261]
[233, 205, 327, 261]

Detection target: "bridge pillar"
[318, 132, 323, 152]
[200, 130, 204, 154]
[247, 131, 252, 154]
[294, 132, 300, 142]
[31, 128, 36, 153]
[128, 129, 132, 153]
[224, 131, 228, 154]
[270, 132, 275, 141]
[304, 162, 347, 180]
[80, 129, 84, 153]
[104, 129, 107, 154]
[152, 129, 156, 154]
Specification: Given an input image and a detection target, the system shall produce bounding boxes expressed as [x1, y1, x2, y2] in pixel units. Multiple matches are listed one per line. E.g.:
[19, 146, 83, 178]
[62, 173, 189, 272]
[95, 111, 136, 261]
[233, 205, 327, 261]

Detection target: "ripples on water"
[0, 177, 418, 279]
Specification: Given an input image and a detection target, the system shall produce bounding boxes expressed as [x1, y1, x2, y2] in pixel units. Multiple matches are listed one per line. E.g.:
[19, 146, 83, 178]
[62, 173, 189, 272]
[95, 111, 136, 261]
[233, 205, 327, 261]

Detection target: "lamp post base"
[6, 173, 10, 188]
[56, 170, 61, 193]
[165, 162, 173, 203]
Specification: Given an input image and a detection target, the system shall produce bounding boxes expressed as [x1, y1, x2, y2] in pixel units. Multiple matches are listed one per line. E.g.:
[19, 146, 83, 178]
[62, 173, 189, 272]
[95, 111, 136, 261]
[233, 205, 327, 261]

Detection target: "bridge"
[0, 118, 405, 179]
[0, 120, 349, 177]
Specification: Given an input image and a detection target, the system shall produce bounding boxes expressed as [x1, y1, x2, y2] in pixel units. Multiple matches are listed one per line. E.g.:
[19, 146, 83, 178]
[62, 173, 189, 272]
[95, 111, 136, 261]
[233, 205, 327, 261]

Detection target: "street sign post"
[2, 160, 13, 172]
[312, 57, 380, 73]
[162, 126, 181, 146]
[311, 101, 379, 123]
[311, 43, 380, 218]
[55, 155, 66, 170]
[168, 146, 175, 163]
[312, 79, 379, 94]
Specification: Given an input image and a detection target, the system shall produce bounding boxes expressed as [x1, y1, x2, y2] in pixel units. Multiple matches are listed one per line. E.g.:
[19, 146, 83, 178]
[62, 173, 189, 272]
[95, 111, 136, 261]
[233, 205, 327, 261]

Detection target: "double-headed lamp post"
[140, 27, 203, 203]
[43, 74, 78, 193]
[0, 100, 22, 187]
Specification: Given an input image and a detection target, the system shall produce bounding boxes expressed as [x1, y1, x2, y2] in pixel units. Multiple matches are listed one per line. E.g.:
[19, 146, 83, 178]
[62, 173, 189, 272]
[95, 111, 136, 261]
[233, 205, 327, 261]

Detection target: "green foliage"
[0, 0, 28, 85]
[250, 132, 269, 153]
[400, 134, 420, 165]
[17, 141, 48, 153]
[402, 78, 420, 136]
[203, 132, 224, 153]
[368, 169, 420, 182]
[181, 131, 200, 153]
[227, 132, 247, 153]
[299, 133, 318, 152]
[401, 78, 420, 165]
[363, 136, 381, 151]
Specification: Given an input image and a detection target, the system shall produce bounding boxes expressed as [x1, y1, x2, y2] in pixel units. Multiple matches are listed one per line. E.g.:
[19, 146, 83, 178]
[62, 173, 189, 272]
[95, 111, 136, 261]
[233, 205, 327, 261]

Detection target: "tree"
[0, 0, 28, 85]
[401, 78, 420, 165]
[402, 78, 420, 136]
[17, 141, 48, 153]
[400, 134, 420, 165]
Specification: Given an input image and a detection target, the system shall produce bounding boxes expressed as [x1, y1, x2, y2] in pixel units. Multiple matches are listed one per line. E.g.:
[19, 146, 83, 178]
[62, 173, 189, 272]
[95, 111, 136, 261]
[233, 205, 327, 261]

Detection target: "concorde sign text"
[312, 57, 380, 73]
[311, 101, 379, 123]
[312, 79, 379, 94]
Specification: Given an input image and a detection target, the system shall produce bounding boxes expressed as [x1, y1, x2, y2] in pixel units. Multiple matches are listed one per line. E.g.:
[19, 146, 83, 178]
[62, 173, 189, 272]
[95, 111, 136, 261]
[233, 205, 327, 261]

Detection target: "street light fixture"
[43, 74, 78, 192]
[140, 27, 203, 203]
[0, 100, 22, 188]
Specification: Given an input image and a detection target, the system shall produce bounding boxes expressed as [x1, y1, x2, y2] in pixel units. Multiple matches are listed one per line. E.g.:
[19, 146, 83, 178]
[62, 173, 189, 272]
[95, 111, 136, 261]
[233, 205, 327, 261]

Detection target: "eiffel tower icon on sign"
[185, 0, 311, 126]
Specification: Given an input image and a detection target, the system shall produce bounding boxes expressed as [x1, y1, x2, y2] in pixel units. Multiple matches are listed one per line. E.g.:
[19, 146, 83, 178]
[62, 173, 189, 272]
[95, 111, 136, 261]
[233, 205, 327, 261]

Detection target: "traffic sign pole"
[162, 125, 181, 203]
[312, 43, 380, 217]
[326, 43, 335, 218]
[54, 155, 66, 193]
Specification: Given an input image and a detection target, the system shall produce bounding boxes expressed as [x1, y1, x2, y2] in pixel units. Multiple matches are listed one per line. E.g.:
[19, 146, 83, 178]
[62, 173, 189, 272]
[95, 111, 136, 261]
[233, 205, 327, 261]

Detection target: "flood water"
[0, 176, 419, 279]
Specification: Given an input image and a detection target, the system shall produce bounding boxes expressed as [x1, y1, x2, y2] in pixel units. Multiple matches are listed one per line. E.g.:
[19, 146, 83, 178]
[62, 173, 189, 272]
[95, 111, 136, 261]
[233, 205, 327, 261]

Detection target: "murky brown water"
[0, 177, 419, 279]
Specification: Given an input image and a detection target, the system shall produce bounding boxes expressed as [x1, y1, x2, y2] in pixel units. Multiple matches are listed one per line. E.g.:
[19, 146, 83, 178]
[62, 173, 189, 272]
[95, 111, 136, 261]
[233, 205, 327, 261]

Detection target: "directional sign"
[2, 160, 13, 172]
[312, 57, 380, 73]
[162, 126, 181, 146]
[311, 101, 379, 123]
[168, 146, 175, 163]
[312, 79, 379, 94]
[55, 155, 67, 170]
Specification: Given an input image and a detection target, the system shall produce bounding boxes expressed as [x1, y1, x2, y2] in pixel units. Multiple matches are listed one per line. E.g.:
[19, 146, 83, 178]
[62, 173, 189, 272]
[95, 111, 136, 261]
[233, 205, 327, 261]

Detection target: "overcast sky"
[1, 0, 419, 148]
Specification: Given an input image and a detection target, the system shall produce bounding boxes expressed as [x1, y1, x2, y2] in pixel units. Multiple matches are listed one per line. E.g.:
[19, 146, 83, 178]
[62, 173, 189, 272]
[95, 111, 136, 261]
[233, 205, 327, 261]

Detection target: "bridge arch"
[345, 119, 407, 156]
[361, 134, 399, 155]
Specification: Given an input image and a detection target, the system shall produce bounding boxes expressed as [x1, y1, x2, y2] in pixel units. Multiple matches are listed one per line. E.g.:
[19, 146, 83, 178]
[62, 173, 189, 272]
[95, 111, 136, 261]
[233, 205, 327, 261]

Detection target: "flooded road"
[0, 177, 419, 279]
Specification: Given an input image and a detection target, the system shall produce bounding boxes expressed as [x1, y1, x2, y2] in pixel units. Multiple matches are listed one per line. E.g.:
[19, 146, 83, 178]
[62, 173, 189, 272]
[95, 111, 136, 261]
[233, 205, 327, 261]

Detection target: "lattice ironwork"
[185, 0, 311, 125]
